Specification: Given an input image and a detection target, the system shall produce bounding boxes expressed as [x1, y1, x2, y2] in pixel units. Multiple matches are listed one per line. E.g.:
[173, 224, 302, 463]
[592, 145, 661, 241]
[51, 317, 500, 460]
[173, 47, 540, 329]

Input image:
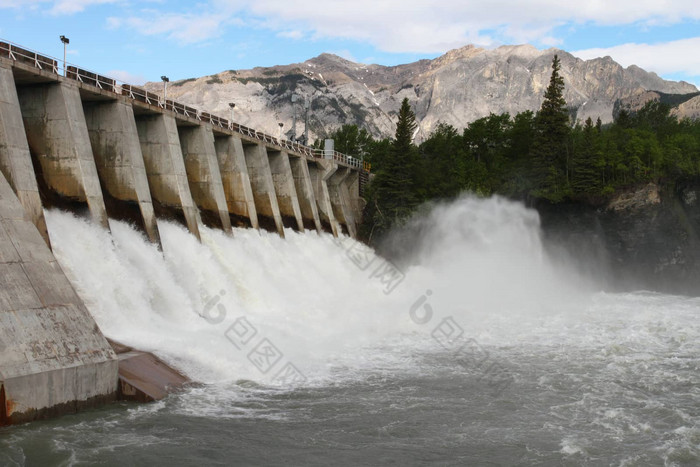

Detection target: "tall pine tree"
[530, 54, 571, 200]
[572, 117, 601, 195]
[361, 98, 419, 240]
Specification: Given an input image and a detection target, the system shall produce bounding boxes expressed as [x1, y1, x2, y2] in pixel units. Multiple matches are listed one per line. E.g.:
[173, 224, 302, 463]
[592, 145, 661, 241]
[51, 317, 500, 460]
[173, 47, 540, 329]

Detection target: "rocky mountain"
[146, 44, 698, 144]
[614, 90, 700, 120]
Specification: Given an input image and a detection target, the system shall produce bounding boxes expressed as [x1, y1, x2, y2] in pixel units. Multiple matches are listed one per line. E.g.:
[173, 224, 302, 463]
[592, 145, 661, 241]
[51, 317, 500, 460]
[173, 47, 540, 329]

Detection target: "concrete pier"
[213, 135, 258, 229]
[178, 125, 232, 233]
[289, 156, 322, 233]
[267, 148, 304, 232]
[0, 64, 49, 246]
[309, 160, 340, 236]
[135, 113, 201, 240]
[327, 166, 357, 238]
[83, 100, 161, 246]
[243, 142, 284, 236]
[0, 170, 118, 425]
[342, 169, 362, 237]
[16, 81, 109, 230]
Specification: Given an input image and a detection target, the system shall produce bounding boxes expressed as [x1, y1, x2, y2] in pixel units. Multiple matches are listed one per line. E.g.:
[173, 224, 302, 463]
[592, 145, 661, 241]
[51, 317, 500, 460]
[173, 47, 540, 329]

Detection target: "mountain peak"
[308, 53, 358, 67]
[149, 44, 699, 144]
[431, 44, 484, 68]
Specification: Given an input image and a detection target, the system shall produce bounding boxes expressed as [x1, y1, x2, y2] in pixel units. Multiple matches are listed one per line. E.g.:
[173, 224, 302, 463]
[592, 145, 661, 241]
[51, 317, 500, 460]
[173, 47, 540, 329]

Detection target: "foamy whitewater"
[2, 195, 698, 465]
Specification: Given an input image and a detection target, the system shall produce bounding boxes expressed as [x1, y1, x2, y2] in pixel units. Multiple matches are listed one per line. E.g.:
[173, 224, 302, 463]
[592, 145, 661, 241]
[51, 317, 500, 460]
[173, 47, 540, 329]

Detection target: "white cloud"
[105, 1, 700, 56]
[573, 37, 700, 85]
[106, 69, 146, 85]
[277, 30, 304, 40]
[330, 49, 359, 63]
[215, 0, 700, 53]
[49, 0, 115, 14]
[0, 0, 116, 14]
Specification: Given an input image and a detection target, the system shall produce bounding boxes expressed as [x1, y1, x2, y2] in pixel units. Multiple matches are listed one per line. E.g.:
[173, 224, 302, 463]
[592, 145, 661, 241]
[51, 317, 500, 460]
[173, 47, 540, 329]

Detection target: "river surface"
[0, 196, 698, 466]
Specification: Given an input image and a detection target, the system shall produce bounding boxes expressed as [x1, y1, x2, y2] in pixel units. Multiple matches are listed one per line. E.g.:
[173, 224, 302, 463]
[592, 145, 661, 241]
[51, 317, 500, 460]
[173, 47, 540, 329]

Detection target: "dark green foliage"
[530, 55, 571, 201]
[326, 124, 373, 158]
[358, 72, 700, 244]
[361, 98, 421, 240]
[172, 78, 196, 87]
[571, 117, 602, 195]
[206, 76, 223, 85]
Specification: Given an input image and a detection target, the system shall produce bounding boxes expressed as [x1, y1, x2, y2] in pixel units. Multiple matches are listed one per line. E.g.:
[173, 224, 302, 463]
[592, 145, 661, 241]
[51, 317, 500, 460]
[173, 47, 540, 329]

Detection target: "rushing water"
[1, 196, 698, 466]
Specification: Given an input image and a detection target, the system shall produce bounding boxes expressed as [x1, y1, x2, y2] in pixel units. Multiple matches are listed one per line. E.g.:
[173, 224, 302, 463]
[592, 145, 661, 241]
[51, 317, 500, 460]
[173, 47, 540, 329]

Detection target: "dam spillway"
[0, 40, 368, 424]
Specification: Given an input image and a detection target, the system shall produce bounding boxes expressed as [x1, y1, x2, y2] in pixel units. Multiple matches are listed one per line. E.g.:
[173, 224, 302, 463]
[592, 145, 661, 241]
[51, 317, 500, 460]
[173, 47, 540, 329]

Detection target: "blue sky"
[1, 1, 699, 88]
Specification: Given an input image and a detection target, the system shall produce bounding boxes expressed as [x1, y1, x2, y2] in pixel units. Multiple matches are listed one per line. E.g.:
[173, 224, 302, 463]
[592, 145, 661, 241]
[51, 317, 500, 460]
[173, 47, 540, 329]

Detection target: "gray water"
[2, 318, 699, 466]
[1, 197, 698, 466]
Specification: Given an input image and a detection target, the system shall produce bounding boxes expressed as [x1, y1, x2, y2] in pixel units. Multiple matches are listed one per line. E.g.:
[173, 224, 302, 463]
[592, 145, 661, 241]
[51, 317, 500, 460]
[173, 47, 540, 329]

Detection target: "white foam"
[44, 195, 700, 391]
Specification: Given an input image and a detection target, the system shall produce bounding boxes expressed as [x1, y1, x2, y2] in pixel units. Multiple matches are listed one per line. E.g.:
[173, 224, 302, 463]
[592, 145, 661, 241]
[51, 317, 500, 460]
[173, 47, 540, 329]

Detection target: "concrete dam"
[0, 41, 368, 425]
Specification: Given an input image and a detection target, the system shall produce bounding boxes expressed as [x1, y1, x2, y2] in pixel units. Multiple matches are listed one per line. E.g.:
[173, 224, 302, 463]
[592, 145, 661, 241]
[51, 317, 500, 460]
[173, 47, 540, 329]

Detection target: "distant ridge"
[147, 45, 699, 143]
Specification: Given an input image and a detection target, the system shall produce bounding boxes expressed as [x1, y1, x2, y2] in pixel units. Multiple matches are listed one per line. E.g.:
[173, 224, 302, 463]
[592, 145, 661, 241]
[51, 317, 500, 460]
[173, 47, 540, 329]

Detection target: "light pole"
[304, 98, 310, 146]
[228, 102, 235, 124]
[59, 35, 69, 76]
[161, 76, 169, 108]
[278, 122, 284, 141]
[291, 94, 299, 142]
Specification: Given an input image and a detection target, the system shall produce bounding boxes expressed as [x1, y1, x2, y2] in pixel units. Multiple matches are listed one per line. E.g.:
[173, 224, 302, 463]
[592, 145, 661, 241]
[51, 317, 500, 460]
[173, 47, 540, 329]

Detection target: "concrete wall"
[0, 64, 49, 247]
[267, 148, 304, 232]
[289, 156, 322, 233]
[213, 135, 258, 229]
[83, 100, 161, 246]
[308, 160, 340, 237]
[327, 166, 357, 238]
[343, 169, 363, 236]
[0, 170, 118, 425]
[16, 81, 109, 230]
[178, 125, 232, 233]
[243, 142, 284, 237]
[135, 113, 201, 240]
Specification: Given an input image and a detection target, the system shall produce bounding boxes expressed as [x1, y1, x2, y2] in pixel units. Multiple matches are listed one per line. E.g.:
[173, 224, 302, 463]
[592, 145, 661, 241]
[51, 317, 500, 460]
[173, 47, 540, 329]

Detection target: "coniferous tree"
[530, 54, 571, 200]
[361, 98, 419, 240]
[572, 117, 601, 195]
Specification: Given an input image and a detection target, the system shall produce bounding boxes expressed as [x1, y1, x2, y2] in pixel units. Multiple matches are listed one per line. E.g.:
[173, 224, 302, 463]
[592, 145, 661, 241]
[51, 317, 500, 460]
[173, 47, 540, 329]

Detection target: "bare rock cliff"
[146, 45, 698, 143]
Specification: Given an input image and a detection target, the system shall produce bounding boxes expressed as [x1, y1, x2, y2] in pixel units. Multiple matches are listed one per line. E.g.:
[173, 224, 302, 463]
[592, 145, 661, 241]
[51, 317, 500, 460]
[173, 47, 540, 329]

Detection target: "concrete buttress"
[243, 142, 284, 237]
[0, 64, 49, 246]
[289, 155, 322, 233]
[267, 148, 304, 232]
[309, 160, 340, 237]
[0, 169, 118, 426]
[327, 166, 357, 238]
[213, 135, 258, 229]
[178, 125, 232, 234]
[82, 100, 161, 246]
[135, 113, 201, 240]
[16, 81, 109, 230]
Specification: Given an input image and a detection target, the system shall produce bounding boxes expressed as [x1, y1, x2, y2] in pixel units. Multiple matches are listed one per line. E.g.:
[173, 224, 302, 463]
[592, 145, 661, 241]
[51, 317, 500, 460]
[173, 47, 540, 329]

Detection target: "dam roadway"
[0, 40, 368, 425]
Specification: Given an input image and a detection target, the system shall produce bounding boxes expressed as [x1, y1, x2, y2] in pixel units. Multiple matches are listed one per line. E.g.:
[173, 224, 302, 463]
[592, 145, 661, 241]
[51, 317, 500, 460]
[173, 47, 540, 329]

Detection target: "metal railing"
[0, 38, 369, 172]
[313, 149, 371, 170]
[0, 41, 59, 74]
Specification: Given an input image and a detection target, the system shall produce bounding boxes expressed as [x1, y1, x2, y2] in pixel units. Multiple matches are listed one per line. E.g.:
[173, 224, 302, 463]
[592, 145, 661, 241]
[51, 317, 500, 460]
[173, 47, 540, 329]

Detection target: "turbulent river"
[1, 196, 698, 466]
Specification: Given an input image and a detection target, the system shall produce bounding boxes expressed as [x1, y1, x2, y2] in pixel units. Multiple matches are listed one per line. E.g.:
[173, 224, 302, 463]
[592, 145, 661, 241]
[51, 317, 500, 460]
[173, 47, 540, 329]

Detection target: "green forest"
[326, 56, 700, 242]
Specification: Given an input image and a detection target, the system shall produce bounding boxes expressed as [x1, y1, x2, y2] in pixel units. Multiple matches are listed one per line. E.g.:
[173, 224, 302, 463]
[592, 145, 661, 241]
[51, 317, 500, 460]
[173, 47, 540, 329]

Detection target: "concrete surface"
[243, 142, 284, 237]
[83, 100, 161, 246]
[310, 160, 340, 237]
[16, 81, 109, 230]
[178, 125, 232, 233]
[213, 135, 258, 229]
[0, 170, 118, 426]
[326, 166, 357, 238]
[267, 148, 304, 232]
[0, 64, 49, 247]
[289, 155, 322, 233]
[135, 113, 201, 240]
